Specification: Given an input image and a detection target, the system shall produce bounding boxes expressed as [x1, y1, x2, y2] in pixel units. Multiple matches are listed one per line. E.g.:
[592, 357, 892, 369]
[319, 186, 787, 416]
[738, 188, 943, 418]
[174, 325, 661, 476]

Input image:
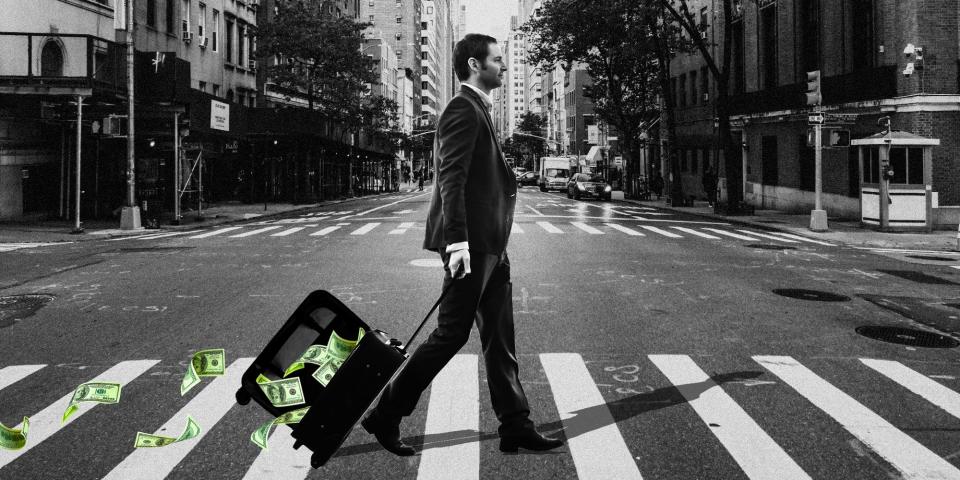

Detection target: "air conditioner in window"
[248, 59, 257, 71]
[182, 31, 193, 43]
[702, 92, 709, 101]
[200, 37, 209, 48]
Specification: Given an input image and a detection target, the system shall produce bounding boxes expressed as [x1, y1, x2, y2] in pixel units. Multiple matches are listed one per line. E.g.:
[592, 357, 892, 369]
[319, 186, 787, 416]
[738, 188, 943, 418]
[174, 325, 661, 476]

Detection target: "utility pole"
[806, 70, 828, 232]
[72, 96, 84, 234]
[121, 0, 142, 230]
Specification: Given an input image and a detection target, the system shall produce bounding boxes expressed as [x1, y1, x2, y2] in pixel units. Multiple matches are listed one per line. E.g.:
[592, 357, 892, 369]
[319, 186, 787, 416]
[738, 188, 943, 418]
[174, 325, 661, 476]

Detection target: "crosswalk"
[0, 242, 68, 252]
[2, 353, 959, 478]
[102, 222, 836, 247]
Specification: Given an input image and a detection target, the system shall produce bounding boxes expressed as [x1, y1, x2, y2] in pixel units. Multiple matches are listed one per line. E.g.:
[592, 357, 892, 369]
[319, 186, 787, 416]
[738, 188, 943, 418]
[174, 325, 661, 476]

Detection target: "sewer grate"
[772, 289, 850, 302]
[746, 244, 796, 250]
[855, 326, 959, 348]
[905, 255, 959, 262]
[0, 294, 56, 328]
[877, 269, 959, 285]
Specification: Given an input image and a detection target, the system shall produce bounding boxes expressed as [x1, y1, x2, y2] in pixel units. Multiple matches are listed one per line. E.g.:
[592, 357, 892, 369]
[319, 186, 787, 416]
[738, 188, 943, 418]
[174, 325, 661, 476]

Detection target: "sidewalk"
[0, 185, 423, 244]
[625, 198, 960, 253]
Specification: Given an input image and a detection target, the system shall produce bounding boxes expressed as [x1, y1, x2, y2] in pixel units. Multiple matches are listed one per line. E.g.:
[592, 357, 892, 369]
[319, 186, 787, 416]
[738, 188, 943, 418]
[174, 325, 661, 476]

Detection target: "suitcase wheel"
[292, 440, 302, 450]
[311, 453, 325, 469]
[235, 388, 251, 406]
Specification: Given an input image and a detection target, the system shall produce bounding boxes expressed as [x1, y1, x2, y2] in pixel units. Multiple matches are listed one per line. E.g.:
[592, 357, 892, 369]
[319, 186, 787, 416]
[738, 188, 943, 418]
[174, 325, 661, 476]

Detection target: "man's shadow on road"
[333, 370, 764, 458]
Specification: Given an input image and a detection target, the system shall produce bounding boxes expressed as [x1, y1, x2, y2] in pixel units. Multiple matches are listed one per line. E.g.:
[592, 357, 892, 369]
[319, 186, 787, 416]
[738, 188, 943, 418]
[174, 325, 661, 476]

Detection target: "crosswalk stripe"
[670, 227, 721, 239]
[103, 357, 254, 480]
[736, 230, 801, 243]
[417, 355, 479, 480]
[0, 365, 46, 392]
[540, 353, 642, 480]
[136, 230, 205, 241]
[105, 234, 157, 241]
[953, 266, 960, 271]
[189, 227, 243, 239]
[230, 226, 283, 238]
[511, 223, 525, 234]
[860, 359, 960, 419]
[649, 355, 811, 480]
[703, 228, 759, 241]
[389, 222, 415, 235]
[350, 223, 381, 235]
[271, 227, 305, 237]
[242, 427, 311, 479]
[639, 225, 683, 238]
[310, 226, 342, 236]
[536, 221, 563, 234]
[761, 232, 835, 246]
[0, 359, 159, 469]
[571, 222, 603, 234]
[754, 355, 960, 480]
[604, 223, 645, 236]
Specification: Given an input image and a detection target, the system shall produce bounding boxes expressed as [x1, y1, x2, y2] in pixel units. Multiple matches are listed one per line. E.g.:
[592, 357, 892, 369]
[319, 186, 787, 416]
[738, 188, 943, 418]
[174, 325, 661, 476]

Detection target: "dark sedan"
[566, 173, 612, 200]
[516, 171, 540, 187]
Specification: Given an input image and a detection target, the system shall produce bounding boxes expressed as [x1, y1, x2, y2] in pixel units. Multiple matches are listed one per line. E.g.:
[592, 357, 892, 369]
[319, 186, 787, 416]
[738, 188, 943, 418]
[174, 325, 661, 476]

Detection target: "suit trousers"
[375, 250, 534, 435]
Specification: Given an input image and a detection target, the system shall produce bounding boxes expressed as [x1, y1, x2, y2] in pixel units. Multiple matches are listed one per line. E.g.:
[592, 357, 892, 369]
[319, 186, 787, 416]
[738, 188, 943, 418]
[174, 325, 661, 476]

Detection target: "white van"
[538, 157, 571, 192]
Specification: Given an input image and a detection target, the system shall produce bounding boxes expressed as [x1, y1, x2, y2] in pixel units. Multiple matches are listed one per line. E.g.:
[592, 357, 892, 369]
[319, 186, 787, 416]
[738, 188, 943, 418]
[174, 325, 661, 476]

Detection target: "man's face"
[473, 43, 506, 90]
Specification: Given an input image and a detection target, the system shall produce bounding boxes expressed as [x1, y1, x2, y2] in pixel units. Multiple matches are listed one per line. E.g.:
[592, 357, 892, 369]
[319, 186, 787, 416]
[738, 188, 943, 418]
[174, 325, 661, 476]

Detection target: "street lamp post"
[121, 0, 141, 230]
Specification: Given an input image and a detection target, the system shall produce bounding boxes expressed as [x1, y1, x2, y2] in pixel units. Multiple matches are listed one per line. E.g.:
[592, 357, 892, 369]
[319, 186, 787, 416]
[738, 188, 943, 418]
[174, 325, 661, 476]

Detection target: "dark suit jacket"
[423, 86, 517, 255]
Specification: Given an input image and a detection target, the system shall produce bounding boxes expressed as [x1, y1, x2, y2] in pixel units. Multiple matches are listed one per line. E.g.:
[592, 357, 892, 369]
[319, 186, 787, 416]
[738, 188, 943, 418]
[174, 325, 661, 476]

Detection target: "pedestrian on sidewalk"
[417, 170, 425, 191]
[361, 33, 563, 457]
[702, 167, 718, 207]
[651, 173, 664, 200]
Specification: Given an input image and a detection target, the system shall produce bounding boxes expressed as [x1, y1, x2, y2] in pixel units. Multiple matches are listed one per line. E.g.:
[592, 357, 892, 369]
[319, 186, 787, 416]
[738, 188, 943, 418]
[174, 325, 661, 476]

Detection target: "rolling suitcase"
[235, 274, 457, 468]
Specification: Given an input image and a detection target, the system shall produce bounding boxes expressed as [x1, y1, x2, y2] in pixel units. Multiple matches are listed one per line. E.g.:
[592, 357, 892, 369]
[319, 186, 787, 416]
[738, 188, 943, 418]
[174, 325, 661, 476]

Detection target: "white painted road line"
[571, 222, 603, 234]
[604, 223, 645, 236]
[540, 353, 642, 480]
[389, 222, 415, 235]
[860, 359, 960, 419]
[640, 225, 683, 238]
[736, 230, 801, 243]
[953, 266, 960, 271]
[650, 355, 811, 480]
[755, 355, 960, 480]
[350, 223, 381, 235]
[670, 227, 721, 239]
[136, 230, 206, 240]
[242, 427, 311, 480]
[230, 226, 283, 238]
[0, 360, 160, 470]
[702, 228, 760, 241]
[103, 357, 254, 480]
[310, 226, 343, 236]
[417, 354, 479, 480]
[189, 227, 243, 239]
[511, 223, 525, 234]
[0, 365, 46, 392]
[271, 227, 305, 237]
[760, 232, 835, 246]
[536, 221, 564, 234]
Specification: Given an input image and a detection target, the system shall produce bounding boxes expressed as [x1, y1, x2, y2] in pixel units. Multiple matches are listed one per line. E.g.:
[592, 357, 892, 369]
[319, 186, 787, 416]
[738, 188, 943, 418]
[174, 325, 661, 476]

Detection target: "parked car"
[567, 173, 612, 200]
[516, 171, 539, 187]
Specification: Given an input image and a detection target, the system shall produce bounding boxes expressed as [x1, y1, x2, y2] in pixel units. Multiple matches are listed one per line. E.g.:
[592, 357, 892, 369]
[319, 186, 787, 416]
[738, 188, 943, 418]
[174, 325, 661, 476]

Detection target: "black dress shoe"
[499, 429, 564, 453]
[361, 412, 416, 456]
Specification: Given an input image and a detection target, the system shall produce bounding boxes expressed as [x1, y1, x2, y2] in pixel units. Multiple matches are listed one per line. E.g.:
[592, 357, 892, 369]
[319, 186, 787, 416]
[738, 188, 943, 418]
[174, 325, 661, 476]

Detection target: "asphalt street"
[2, 186, 960, 479]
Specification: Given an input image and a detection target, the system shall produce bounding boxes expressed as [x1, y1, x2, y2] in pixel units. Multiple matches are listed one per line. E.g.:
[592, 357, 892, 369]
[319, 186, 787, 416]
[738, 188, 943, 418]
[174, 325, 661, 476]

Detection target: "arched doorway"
[40, 41, 64, 77]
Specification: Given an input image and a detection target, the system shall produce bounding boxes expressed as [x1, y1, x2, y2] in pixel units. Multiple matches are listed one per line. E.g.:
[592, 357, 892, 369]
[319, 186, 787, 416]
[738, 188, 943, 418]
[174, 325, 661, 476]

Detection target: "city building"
[504, 15, 525, 137]
[419, 0, 449, 119]
[359, 0, 425, 122]
[669, 0, 960, 227]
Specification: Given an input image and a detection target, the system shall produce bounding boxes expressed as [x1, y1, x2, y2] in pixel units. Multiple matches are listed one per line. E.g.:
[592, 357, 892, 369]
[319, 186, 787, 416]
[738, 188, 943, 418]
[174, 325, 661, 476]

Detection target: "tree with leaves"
[511, 112, 548, 171]
[523, 0, 662, 197]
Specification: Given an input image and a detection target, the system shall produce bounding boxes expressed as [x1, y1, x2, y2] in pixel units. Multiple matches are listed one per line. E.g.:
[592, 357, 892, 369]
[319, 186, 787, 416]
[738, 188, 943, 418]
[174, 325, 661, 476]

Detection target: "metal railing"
[0, 32, 126, 94]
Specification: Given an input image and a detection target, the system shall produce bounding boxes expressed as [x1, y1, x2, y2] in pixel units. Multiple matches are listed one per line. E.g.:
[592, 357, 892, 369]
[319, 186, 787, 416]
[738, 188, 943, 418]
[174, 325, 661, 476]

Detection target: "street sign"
[808, 114, 824, 124]
[825, 113, 858, 122]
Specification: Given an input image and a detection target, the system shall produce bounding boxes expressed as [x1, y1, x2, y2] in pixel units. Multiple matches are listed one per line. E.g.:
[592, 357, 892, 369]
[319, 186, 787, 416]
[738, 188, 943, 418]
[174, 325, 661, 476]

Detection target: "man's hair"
[453, 34, 497, 81]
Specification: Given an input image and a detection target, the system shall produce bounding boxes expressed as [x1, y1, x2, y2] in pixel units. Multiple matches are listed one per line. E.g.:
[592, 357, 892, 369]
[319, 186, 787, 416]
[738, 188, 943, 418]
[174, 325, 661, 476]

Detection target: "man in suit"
[362, 34, 564, 455]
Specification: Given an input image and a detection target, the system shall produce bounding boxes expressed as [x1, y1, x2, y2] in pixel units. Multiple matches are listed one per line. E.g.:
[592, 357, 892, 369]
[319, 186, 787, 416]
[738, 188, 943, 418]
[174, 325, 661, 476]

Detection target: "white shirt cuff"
[445, 242, 469, 252]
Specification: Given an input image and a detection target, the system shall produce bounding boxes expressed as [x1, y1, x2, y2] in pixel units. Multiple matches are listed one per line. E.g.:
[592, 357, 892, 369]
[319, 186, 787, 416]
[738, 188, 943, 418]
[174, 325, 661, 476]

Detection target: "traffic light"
[828, 129, 850, 147]
[805, 70, 822, 106]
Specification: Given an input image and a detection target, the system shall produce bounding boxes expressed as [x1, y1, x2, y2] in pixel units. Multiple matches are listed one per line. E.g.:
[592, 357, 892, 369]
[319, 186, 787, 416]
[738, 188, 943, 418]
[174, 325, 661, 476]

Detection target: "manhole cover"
[855, 326, 958, 348]
[772, 289, 850, 302]
[0, 294, 55, 328]
[877, 269, 959, 285]
[905, 255, 959, 262]
[746, 244, 796, 250]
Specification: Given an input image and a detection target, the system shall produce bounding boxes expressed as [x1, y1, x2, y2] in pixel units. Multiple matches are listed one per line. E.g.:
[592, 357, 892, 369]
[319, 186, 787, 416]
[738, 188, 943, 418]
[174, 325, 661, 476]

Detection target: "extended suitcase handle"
[402, 264, 463, 353]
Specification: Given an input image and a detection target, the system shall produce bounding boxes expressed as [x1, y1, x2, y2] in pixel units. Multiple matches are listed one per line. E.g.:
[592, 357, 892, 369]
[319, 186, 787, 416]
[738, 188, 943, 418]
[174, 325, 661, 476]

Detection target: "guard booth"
[851, 131, 939, 231]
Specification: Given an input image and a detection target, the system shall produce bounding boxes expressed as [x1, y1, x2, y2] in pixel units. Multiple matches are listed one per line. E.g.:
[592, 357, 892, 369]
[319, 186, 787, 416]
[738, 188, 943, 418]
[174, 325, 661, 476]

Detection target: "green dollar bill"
[256, 373, 270, 384]
[0, 417, 29, 451]
[181, 348, 226, 396]
[62, 382, 122, 423]
[311, 356, 343, 387]
[134, 415, 202, 448]
[258, 377, 306, 407]
[250, 407, 309, 450]
[283, 345, 327, 377]
[327, 330, 360, 361]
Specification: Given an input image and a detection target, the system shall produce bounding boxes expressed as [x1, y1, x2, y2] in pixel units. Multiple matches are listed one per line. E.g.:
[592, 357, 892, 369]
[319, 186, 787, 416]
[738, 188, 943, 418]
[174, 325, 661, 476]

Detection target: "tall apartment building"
[669, 0, 960, 226]
[504, 16, 526, 136]
[359, 0, 424, 121]
[419, 0, 450, 118]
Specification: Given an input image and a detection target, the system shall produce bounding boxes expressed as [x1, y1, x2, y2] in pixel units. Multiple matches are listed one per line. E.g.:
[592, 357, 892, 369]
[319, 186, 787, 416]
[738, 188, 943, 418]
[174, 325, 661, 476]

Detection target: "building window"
[225, 18, 234, 63]
[166, 0, 175, 32]
[199, 80, 207, 92]
[800, 0, 820, 74]
[850, 0, 874, 70]
[198, 3, 206, 41]
[396, 16, 402, 23]
[421, 51, 427, 59]
[40, 41, 63, 77]
[420, 36, 427, 45]
[369, 14, 374, 22]
[759, 2, 777, 90]
[238, 23, 245, 65]
[426, 6, 432, 14]
[422, 81, 428, 89]
[700, 66, 709, 102]
[690, 69, 698, 104]
[147, 0, 157, 27]
[213, 84, 220, 96]
[212, 10, 219, 51]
